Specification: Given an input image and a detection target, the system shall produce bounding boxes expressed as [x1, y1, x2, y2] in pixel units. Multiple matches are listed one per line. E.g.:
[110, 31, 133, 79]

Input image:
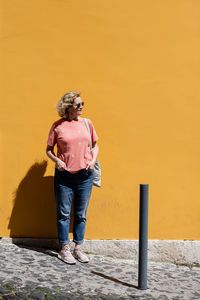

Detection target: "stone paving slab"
[0, 243, 200, 299]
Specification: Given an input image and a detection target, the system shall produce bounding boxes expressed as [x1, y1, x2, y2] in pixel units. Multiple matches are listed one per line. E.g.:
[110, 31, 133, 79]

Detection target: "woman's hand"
[46, 146, 66, 171]
[86, 159, 96, 172]
[56, 159, 66, 171]
[86, 143, 99, 172]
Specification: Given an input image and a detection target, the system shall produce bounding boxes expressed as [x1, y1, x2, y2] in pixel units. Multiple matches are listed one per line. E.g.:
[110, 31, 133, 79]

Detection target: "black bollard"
[138, 184, 149, 290]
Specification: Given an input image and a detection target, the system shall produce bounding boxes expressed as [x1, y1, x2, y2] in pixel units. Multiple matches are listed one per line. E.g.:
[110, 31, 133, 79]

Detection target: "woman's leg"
[54, 169, 74, 246]
[73, 170, 94, 246]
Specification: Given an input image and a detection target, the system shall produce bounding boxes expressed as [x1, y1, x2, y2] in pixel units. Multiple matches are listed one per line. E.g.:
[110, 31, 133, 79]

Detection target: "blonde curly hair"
[56, 90, 81, 118]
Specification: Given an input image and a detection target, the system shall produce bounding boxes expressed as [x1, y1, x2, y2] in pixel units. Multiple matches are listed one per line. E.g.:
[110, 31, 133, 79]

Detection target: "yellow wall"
[1, 0, 200, 240]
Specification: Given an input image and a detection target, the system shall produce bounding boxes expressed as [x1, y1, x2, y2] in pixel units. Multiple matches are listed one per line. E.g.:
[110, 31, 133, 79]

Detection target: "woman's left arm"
[86, 142, 99, 171]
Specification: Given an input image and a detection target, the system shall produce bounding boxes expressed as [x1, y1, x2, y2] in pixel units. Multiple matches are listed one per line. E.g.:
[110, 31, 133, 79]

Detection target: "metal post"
[138, 184, 149, 290]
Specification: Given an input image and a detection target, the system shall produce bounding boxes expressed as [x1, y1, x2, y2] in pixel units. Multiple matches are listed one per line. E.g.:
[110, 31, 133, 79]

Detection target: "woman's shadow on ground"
[8, 160, 74, 240]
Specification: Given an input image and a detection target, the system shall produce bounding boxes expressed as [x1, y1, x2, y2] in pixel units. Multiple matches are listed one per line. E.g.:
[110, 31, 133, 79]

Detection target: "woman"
[46, 91, 99, 264]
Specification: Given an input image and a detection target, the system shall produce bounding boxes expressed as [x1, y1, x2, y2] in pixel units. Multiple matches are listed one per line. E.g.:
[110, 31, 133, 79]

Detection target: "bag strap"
[83, 118, 92, 149]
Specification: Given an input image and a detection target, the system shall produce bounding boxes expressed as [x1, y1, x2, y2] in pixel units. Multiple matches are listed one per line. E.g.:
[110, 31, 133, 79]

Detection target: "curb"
[1, 238, 200, 265]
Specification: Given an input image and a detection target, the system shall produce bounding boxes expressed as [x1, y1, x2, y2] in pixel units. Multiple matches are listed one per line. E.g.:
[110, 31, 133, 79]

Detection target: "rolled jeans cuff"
[59, 239, 70, 246]
[73, 239, 84, 245]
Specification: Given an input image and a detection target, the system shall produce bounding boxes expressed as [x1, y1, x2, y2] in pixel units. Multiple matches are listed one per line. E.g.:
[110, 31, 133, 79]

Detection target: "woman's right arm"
[46, 145, 66, 171]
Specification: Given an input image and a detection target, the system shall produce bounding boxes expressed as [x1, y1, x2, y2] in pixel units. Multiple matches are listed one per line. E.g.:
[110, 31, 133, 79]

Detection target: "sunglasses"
[74, 102, 84, 109]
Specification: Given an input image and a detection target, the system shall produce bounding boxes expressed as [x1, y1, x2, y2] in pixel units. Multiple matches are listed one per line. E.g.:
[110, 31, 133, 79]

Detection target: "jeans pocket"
[84, 169, 93, 177]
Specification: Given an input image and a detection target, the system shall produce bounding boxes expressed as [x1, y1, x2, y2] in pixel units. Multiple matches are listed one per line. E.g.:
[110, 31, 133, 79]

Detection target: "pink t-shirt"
[47, 117, 98, 173]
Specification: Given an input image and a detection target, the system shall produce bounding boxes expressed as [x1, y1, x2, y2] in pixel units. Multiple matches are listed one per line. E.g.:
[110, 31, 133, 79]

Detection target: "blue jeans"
[54, 168, 94, 245]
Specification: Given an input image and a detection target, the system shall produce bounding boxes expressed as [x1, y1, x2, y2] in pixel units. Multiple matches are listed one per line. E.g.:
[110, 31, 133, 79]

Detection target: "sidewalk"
[0, 242, 199, 300]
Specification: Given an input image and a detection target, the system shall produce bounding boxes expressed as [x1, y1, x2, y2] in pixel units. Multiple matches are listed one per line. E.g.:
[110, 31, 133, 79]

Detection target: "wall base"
[1, 238, 200, 266]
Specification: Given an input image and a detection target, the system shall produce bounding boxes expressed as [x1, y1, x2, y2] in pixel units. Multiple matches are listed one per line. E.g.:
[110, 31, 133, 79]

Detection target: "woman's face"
[68, 97, 84, 119]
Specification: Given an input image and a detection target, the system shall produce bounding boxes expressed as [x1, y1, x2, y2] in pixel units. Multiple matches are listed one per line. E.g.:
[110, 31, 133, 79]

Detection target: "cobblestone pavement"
[0, 243, 200, 300]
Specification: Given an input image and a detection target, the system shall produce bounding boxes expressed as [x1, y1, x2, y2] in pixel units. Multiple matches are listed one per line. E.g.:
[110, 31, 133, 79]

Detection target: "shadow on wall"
[8, 160, 58, 238]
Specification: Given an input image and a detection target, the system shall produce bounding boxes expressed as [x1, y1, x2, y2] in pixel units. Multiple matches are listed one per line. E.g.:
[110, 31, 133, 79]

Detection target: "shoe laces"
[74, 248, 83, 253]
[61, 245, 70, 253]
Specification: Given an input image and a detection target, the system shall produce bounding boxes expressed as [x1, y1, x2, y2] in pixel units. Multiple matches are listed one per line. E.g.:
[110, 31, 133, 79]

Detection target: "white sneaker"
[73, 248, 89, 263]
[58, 245, 76, 265]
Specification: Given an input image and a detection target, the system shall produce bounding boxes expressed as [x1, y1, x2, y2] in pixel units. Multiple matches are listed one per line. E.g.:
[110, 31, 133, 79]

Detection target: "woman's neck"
[65, 114, 79, 121]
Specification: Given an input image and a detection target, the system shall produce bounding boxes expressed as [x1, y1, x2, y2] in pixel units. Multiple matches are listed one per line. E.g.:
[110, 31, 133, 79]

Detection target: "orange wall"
[1, 0, 200, 240]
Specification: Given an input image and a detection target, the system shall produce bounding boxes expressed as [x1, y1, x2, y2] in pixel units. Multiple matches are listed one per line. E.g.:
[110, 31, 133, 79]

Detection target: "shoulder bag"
[84, 118, 101, 187]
